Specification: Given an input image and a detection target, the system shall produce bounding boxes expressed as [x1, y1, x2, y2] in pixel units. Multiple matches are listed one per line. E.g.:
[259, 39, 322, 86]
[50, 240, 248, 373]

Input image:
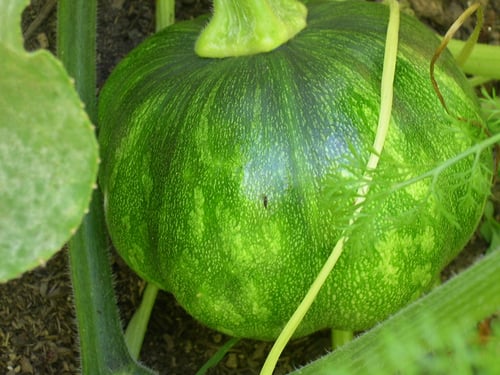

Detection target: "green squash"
[98, 1, 492, 340]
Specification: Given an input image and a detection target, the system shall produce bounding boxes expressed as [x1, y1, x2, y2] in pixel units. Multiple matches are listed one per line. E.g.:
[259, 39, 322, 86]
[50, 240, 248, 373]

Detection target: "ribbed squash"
[98, 1, 492, 340]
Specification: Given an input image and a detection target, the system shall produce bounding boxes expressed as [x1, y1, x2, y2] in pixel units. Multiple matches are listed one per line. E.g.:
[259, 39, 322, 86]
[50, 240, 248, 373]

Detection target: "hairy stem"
[58, 0, 156, 373]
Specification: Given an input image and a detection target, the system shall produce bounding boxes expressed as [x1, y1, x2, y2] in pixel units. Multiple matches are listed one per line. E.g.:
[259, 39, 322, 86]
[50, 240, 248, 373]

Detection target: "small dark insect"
[263, 195, 268, 209]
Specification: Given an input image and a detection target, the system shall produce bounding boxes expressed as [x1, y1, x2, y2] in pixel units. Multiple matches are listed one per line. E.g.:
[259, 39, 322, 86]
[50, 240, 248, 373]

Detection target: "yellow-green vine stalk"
[260, 1, 401, 373]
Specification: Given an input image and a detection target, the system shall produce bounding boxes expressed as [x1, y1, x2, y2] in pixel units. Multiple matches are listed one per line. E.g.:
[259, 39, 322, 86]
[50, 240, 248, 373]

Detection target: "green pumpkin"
[98, 1, 492, 340]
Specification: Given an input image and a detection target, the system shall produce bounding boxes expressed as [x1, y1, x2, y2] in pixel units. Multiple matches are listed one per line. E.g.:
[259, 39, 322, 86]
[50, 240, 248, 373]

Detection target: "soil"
[1, 0, 499, 374]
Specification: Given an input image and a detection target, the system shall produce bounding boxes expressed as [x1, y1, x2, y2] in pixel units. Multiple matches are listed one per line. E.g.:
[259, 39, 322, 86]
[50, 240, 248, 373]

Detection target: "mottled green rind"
[98, 1, 492, 340]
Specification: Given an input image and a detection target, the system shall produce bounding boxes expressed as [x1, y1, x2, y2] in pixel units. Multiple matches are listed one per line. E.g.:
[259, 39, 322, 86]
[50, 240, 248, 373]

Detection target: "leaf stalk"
[58, 0, 156, 373]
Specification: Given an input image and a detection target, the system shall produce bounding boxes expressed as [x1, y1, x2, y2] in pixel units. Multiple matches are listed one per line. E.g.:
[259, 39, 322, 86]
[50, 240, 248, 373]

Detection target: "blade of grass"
[195, 337, 241, 375]
[58, 0, 156, 373]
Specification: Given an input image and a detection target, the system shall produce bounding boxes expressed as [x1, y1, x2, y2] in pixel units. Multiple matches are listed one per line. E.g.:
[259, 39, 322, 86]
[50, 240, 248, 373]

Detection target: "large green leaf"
[0, 0, 99, 282]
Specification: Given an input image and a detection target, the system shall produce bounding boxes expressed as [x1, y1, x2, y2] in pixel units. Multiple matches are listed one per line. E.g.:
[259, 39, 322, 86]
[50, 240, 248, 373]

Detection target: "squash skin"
[99, 1, 492, 340]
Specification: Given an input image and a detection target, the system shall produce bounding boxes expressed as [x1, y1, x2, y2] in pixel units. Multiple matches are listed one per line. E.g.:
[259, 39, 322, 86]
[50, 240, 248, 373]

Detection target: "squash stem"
[468, 76, 493, 87]
[332, 329, 354, 350]
[59, 1, 156, 373]
[57, 0, 96, 122]
[446, 39, 500, 80]
[67, 193, 154, 374]
[155, 0, 175, 31]
[260, 2, 400, 374]
[195, 0, 307, 58]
